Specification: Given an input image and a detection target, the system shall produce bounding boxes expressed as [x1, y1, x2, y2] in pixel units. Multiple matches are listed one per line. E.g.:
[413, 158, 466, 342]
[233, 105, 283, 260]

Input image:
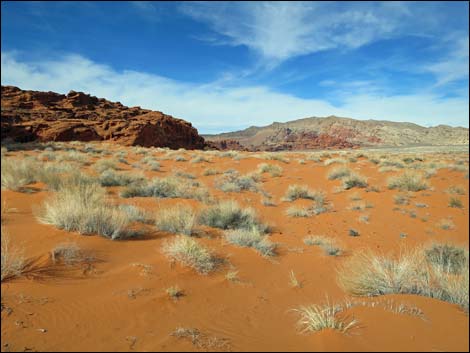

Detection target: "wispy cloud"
[2, 52, 468, 132]
[179, 2, 411, 68]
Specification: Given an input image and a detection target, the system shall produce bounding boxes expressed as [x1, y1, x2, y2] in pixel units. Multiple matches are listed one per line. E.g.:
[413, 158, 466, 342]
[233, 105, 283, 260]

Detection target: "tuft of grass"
[162, 236, 217, 274]
[215, 171, 261, 193]
[1, 232, 26, 282]
[289, 270, 302, 288]
[203, 168, 220, 176]
[99, 170, 144, 187]
[342, 173, 368, 190]
[166, 286, 184, 300]
[327, 166, 352, 180]
[446, 185, 465, 195]
[283, 185, 324, 202]
[436, 218, 455, 230]
[120, 176, 209, 201]
[93, 159, 119, 173]
[119, 205, 152, 224]
[224, 227, 276, 257]
[387, 172, 429, 192]
[257, 163, 283, 177]
[324, 158, 347, 166]
[394, 193, 410, 205]
[155, 204, 196, 236]
[449, 197, 463, 209]
[198, 200, 268, 232]
[37, 182, 131, 240]
[303, 235, 342, 256]
[50, 242, 92, 266]
[1, 157, 38, 191]
[225, 270, 239, 282]
[293, 300, 357, 334]
[337, 245, 469, 312]
[286, 206, 310, 218]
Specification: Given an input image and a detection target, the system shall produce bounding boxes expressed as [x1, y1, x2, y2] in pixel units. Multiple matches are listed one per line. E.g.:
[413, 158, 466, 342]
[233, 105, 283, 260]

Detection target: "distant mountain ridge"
[204, 115, 469, 151]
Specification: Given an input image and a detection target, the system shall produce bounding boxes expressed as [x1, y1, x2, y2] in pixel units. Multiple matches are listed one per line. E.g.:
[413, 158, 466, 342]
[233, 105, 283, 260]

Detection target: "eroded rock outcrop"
[1, 86, 206, 149]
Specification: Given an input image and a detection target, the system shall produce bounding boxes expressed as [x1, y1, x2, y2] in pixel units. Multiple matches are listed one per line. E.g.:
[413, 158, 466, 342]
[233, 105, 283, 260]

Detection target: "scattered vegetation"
[162, 236, 217, 274]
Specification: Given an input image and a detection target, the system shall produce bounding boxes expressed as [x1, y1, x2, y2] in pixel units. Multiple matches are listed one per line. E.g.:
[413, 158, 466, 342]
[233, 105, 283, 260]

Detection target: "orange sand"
[1, 145, 469, 351]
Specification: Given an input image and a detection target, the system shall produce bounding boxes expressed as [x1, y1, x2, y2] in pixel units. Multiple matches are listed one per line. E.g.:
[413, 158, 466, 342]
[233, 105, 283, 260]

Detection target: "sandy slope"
[1, 144, 469, 351]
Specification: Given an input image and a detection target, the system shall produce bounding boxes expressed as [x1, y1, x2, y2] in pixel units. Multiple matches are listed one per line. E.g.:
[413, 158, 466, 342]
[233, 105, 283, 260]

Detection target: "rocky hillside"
[204, 116, 469, 151]
[1, 86, 205, 149]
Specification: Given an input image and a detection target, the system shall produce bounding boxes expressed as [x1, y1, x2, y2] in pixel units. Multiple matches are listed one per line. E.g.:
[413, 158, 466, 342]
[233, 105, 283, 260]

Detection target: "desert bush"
[191, 155, 211, 164]
[1, 157, 38, 191]
[203, 168, 220, 176]
[162, 236, 217, 274]
[283, 185, 324, 202]
[257, 163, 283, 177]
[155, 204, 196, 236]
[118, 205, 152, 224]
[215, 171, 261, 193]
[324, 158, 347, 166]
[93, 159, 119, 173]
[38, 182, 131, 240]
[449, 197, 463, 209]
[387, 172, 428, 192]
[436, 218, 455, 230]
[303, 235, 342, 256]
[293, 300, 357, 333]
[337, 245, 469, 312]
[99, 170, 145, 187]
[394, 193, 410, 205]
[198, 200, 268, 232]
[446, 185, 465, 195]
[120, 176, 209, 201]
[327, 166, 351, 180]
[1, 232, 26, 282]
[225, 227, 276, 256]
[342, 173, 368, 190]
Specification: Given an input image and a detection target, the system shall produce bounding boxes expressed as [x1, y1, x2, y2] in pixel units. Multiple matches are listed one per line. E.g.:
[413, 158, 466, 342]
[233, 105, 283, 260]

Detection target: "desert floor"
[1, 142, 469, 352]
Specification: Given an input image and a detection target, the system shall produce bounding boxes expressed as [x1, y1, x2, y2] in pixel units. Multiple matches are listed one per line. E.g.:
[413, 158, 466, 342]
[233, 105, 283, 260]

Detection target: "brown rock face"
[1, 86, 206, 149]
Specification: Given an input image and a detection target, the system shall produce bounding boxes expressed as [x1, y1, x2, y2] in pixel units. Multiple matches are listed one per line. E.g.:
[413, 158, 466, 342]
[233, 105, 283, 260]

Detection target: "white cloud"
[180, 2, 407, 66]
[2, 52, 468, 132]
[425, 35, 469, 86]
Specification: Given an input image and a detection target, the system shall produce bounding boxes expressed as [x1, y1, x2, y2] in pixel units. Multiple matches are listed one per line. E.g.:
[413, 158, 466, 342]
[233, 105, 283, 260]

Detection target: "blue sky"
[2, 1, 469, 133]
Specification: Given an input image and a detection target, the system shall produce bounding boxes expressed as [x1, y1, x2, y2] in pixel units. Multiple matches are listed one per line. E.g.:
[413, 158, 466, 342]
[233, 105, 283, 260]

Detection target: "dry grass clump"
[436, 218, 455, 230]
[191, 155, 211, 164]
[286, 206, 310, 218]
[1, 157, 38, 191]
[449, 197, 464, 209]
[257, 163, 283, 177]
[203, 168, 220, 176]
[324, 158, 347, 166]
[293, 300, 357, 334]
[162, 236, 217, 274]
[446, 185, 466, 195]
[93, 159, 119, 173]
[263, 152, 289, 163]
[38, 182, 131, 240]
[215, 171, 261, 193]
[99, 170, 145, 187]
[57, 150, 88, 164]
[338, 244, 469, 312]
[225, 227, 276, 257]
[166, 286, 184, 300]
[327, 166, 352, 180]
[303, 235, 342, 256]
[387, 172, 429, 192]
[342, 173, 368, 190]
[118, 205, 152, 224]
[39, 168, 97, 191]
[283, 185, 324, 202]
[394, 193, 410, 205]
[120, 176, 209, 201]
[1, 232, 26, 282]
[50, 242, 93, 266]
[155, 204, 196, 236]
[198, 200, 268, 232]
